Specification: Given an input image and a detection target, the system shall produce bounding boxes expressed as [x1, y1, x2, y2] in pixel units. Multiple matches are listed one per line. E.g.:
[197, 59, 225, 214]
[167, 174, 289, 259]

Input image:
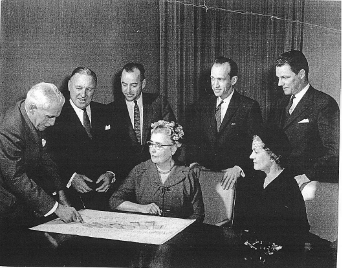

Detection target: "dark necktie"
[215, 100, 224, 132]
[286, 95, 295, 115]
[134, 100, 141, 144]
[83, 108, 92, 139]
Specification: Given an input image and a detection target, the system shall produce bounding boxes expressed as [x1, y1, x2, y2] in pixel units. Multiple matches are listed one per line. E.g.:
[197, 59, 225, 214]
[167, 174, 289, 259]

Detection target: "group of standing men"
[0, 50, 339, 261]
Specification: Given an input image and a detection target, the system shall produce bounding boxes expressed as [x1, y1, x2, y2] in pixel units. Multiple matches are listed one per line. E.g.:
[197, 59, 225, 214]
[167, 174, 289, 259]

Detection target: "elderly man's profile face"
[68, 73, 96, 109]
[121, 68, 145, 102]
[210, 62, 237, 100]
[30, 104, 62, 131]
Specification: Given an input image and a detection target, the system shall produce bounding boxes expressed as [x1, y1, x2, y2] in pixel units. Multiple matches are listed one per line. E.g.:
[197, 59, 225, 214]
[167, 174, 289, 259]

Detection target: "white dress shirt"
[216, 89, 234, 123]
[70, 99, 92, 125]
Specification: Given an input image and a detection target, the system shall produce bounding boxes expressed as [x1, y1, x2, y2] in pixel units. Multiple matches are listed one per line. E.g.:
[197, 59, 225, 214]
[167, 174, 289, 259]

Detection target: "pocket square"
[298, 119, 309, 123]
[105, 125, 111, 130]
[42, 139, 46, 147]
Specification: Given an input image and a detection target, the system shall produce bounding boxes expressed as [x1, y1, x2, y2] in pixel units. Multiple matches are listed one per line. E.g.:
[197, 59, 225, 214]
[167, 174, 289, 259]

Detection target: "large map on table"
[30, 209, 195, 245]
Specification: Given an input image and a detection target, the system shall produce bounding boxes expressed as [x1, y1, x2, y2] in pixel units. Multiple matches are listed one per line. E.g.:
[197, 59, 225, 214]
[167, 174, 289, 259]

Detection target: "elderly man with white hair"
[0, 82, 83, 229]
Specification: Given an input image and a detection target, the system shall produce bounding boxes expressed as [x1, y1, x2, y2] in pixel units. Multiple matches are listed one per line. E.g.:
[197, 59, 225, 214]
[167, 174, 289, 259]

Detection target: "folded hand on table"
[140, 203, 162, 216]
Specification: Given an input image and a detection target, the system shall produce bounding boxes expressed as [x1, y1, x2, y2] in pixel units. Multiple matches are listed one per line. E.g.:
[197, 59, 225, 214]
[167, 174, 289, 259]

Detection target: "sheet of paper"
[30, 209, 195, 245]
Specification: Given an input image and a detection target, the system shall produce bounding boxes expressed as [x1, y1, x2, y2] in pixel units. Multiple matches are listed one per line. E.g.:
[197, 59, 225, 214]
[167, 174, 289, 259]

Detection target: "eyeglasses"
[147, 141, 174, 150]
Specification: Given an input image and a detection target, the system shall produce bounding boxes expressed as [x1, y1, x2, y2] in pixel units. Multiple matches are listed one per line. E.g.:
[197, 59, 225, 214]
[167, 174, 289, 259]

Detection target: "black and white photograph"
[0, 0, 340, 267]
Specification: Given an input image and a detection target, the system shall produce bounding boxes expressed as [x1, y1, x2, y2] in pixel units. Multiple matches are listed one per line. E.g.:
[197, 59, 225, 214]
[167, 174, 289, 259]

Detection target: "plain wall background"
[0, 0, 340, 114]
[0, 0, 160, 114]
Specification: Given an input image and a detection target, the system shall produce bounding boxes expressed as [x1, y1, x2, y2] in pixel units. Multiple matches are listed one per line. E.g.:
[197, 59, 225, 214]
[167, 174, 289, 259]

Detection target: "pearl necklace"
[157, 163, 174, 174]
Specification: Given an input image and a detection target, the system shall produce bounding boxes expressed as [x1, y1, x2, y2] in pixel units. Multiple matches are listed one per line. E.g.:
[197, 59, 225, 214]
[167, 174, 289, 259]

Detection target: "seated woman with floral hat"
[109, 120, 204, 221]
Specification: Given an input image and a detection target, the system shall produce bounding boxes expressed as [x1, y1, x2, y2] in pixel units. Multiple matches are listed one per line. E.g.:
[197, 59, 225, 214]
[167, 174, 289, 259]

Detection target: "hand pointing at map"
[55, 204, 84, 223]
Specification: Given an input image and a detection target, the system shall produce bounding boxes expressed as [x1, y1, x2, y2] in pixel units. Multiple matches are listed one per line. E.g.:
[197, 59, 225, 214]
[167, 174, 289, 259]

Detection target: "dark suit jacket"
[106, 93, 176, 177]
[187, 91, 263, 172]
[0, 100, 61, 221]
[46, 100, 112, 185]
[269, 86, 339, 182]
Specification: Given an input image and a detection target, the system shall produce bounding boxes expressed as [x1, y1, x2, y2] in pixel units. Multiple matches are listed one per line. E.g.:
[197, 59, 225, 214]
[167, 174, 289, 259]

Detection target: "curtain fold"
[160, 0, 304, 125]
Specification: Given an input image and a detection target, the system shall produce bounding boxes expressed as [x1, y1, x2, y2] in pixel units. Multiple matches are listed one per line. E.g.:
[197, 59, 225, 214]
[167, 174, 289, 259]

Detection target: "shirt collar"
[126, 94, 143, 107]
[69, 99, 90, 113]
[294, 84, 310, 100]
[217, 89, 234, 106]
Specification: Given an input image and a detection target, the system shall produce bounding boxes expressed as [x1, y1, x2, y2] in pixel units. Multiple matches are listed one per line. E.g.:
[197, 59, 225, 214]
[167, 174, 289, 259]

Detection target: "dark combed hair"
[275, 50, 309, 78]
[122, 62, 145, 81]
[70, 67, 97, 84]
[214, 56, 238, 77]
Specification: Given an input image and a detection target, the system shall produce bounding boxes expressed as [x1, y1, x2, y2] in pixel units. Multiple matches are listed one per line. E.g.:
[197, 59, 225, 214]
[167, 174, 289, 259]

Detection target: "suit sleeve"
[309, 98, 339, 182]
[40, 145, 63, 191]
[109, 167, 137, 210]
[188, 167, 205, 222]
[0, 132, 57, 216]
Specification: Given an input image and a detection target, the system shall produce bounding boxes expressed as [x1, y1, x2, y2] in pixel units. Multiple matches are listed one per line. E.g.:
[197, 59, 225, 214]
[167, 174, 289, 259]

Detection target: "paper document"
[30, 209, 195, 245]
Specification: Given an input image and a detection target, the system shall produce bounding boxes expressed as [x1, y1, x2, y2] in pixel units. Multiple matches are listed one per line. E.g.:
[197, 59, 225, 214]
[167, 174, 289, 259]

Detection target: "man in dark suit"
[270, 50, 339, 187]
[188, 56, 263, 190]
[106, 62, 176, 180]
[0, 82, 82, 265]
[47, 67, 116, 210]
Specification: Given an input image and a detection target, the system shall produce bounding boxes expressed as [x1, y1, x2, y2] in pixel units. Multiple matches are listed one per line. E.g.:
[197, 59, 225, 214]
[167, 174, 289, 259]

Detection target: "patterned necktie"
[83, 108, 92, 139]
[134, 100, 141, 144]
[286, 95, 296, 115]
[215, 100, 224, 132]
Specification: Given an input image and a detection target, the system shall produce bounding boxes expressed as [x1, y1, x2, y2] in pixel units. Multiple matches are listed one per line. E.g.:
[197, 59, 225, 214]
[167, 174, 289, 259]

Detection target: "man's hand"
[58, 190, 71, 206]
[139, 203, 162, 215]
[295, 174, 311, 191]
[221, 166, 243, 190]
[95, 172, 114, 192]
[54, 204, 83, 223]
[71, 173, 93, 193]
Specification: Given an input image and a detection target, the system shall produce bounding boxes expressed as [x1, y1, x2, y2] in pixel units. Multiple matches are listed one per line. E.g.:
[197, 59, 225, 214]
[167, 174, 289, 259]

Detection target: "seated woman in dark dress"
[109, 120, 204, 221]
[234, 127, 310, 248]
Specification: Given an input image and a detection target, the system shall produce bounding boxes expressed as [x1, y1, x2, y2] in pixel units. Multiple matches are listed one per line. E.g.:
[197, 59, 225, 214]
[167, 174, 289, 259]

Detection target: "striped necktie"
[215, 100, 224, 132]
[82, 108, 92, 139]
[286, 95, 296, 115]
[134, 100, 141, 144]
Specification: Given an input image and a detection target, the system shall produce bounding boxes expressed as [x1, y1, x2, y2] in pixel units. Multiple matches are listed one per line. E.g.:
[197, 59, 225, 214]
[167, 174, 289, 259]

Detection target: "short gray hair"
[25, 82, 65, 110]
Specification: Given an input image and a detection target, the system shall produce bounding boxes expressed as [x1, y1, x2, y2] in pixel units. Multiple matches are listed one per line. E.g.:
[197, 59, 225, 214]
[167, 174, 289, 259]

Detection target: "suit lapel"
[283, 87, 314, 129]
[65, 101, 90, 140]
[207, 96, 218, 139]
[142, 93, 152, 145]
[218, 91, 239, 132]
[278, 96, 291, 128]
[117, 97, 137, 143]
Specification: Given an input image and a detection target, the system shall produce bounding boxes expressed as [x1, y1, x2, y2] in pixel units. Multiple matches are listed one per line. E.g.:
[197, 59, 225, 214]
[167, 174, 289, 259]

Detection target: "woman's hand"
[139, 203, 162, 215]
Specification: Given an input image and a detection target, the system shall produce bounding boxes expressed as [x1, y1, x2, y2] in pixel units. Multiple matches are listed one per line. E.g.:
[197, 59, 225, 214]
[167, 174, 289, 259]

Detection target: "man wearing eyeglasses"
[106, 63, 176, 180]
